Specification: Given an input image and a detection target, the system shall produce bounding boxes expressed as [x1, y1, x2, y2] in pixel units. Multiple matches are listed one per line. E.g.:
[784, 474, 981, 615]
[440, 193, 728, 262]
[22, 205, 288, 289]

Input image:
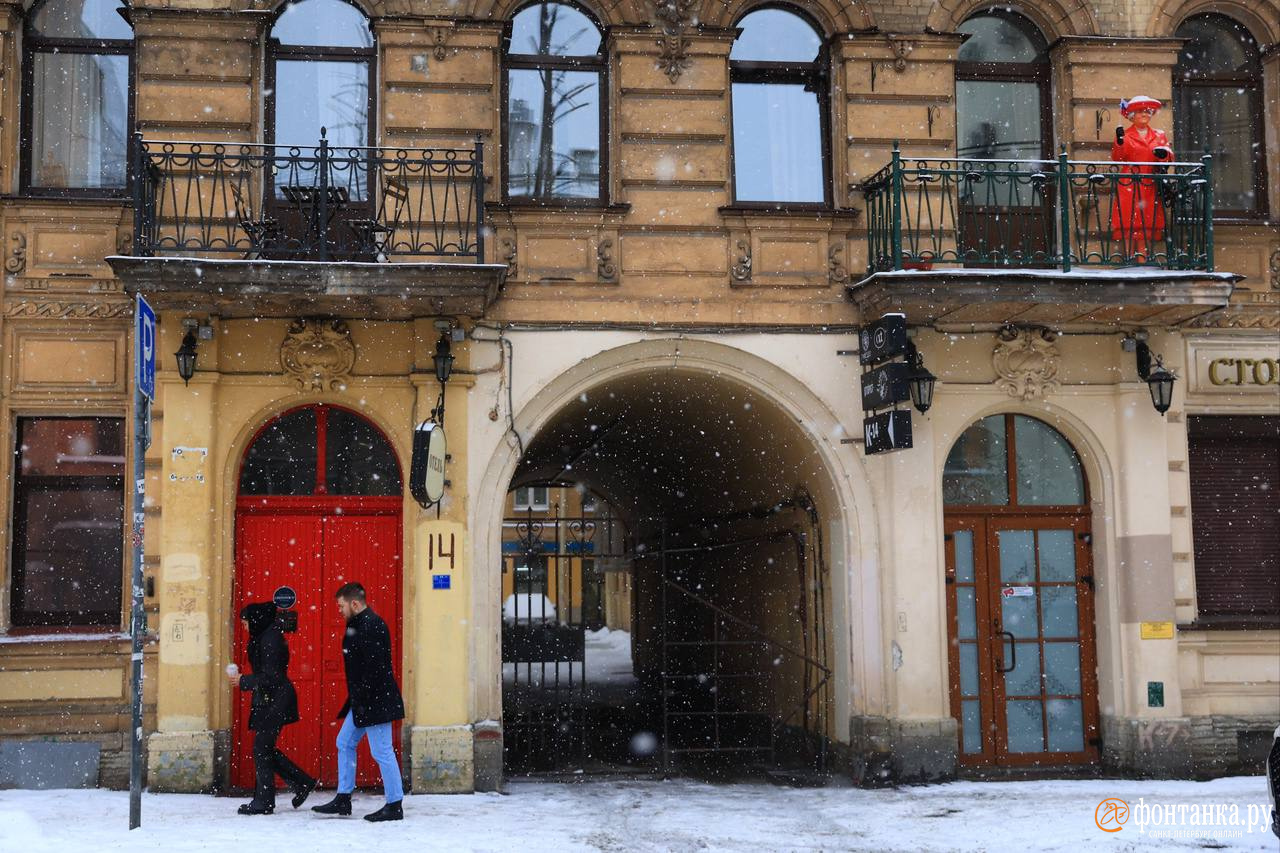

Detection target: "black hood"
[240, 602, 278, 636]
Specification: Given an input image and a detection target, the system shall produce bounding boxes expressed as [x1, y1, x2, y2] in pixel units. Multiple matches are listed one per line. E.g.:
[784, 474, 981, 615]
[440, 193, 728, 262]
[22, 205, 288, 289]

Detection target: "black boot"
[291, 778, 317, 809]
[237, 800, 275, 815]
[363, 800, 403, 822]
[311, 793, 352, 816]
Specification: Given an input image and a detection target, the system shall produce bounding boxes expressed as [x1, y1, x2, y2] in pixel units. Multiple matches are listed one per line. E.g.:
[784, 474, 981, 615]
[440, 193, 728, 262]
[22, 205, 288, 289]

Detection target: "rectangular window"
[1187, 416, 1279, 625]
[506, 69, 601, 200]
[10, 417, 126, 628]
[513, 485, 550, 511]
[731, 82, 824, 203]
[1174, 85, 1261, 214]
[29, 53, 129, 190]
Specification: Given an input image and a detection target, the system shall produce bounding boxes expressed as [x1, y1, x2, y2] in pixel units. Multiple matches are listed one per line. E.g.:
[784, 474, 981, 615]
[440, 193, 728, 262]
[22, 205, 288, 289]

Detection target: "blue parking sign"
[136, 294, 156, 401]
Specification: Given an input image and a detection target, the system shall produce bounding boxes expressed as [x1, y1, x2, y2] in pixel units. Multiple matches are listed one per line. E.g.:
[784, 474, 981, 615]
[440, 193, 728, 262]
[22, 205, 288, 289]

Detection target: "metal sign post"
[129, 295, 156, 830]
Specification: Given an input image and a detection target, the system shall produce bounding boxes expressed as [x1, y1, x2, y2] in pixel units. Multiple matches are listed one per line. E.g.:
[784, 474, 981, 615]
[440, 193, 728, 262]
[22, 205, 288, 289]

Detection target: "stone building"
[0, 0, 1276, 793]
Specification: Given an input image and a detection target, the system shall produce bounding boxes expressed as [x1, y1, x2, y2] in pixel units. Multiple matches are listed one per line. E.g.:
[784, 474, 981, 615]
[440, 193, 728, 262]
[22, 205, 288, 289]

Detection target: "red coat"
[1110, 125, 1172, 243]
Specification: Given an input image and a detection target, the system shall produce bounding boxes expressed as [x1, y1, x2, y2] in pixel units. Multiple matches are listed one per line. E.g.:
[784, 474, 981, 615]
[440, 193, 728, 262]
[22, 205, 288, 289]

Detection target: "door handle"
[999, 630, 1017, 673]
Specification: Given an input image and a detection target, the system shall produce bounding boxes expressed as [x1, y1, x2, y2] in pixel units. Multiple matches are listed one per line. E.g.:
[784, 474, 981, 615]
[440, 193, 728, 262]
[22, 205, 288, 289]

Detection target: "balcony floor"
[847, 267, 1240, 330]
[108, 256, 508, 319]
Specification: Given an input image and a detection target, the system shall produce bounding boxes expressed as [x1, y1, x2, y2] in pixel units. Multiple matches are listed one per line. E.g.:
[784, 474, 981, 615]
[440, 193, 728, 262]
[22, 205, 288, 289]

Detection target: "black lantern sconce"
[905, 340, 937, 414]
[431, 323, 457, 425]
[1123, 334, 1177, 415]
[173, 320, 211, 386]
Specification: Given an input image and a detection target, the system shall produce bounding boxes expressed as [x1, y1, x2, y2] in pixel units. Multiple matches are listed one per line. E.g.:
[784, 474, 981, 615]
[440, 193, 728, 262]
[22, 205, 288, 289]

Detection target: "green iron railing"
[861, 143, 1213, 274]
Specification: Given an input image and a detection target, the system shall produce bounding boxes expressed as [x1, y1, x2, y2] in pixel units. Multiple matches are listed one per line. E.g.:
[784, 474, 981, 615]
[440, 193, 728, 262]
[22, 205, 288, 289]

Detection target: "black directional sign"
[861, 361, 911, 411]
[859, 313, 908, 366]
[864, 410, 913, 455]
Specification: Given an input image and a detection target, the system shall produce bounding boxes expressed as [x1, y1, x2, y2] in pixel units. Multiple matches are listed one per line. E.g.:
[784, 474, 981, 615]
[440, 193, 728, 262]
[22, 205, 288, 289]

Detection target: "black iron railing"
[131, 131, 485, 262]
[862, 144, 1213, 274]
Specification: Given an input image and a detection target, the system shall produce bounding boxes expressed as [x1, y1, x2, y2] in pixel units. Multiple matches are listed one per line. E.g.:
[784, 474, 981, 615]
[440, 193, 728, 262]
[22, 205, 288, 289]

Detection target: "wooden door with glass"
[943, 414, 1100, 767]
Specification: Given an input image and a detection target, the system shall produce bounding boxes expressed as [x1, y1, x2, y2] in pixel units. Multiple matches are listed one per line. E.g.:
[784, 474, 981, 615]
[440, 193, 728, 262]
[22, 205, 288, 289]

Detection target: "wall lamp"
[1123, 334, 1176, 415]
[905, 340, 937, 414]
[174, 320, 212, 386]
[431, 322, 456, 424]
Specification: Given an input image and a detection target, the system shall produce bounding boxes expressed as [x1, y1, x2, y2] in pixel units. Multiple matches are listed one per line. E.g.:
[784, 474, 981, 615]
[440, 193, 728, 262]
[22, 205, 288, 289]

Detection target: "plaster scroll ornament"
[993, 327, 1061, 401]
[280, 318, 357, 392]
[649, 0, 698, 83]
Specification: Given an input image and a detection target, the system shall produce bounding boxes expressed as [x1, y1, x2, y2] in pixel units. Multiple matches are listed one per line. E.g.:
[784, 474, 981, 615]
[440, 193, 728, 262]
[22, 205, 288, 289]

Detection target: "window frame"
[1172, 14, 1269, 220]
[513, 485, 551, 511]
[727, 4, 832, 210]
[264, 0, 377, 153]
[954, 9, 1052, 162]
[943, 413, 1090, 511]
[9, 415, 127, 629]
[500, 0, 609, 206]
[19, 0, 135, 199]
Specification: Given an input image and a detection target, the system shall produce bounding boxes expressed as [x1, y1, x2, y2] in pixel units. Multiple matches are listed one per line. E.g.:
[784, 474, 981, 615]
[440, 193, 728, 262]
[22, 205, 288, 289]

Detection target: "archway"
[494, 363, 848, 779]
[231, 403, 403, 790]
[943, 413, 1100, 768]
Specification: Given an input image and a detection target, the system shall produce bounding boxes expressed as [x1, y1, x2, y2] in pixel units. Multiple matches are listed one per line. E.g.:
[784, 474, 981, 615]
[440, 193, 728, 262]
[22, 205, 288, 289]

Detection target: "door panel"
[233, 509, 401, 790]
[322, 514, 403, 788]
[232, 514, 324, 790]
[947, 514, 1098, 767]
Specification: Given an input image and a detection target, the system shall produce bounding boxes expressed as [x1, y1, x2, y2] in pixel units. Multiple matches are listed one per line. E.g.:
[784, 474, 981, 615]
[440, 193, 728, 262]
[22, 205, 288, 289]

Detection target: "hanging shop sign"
[410, 420, 448, 508]
[861, 361, 912, 411]
[863, 410, 913, 454]
[859, 312, 908, 366]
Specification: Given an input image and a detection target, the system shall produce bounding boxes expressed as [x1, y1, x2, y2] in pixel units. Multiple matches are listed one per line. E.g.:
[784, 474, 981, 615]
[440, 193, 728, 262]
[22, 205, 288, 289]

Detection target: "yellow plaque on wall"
[1140, 621, 1175, 640]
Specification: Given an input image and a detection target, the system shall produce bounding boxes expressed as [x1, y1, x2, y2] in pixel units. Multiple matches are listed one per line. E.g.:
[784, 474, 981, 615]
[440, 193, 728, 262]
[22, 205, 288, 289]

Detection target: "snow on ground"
[0, 776, 1274, 853]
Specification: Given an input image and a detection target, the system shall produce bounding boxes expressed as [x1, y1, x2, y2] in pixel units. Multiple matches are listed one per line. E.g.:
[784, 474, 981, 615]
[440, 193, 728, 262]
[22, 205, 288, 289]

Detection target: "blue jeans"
[336, 711, 403, 803]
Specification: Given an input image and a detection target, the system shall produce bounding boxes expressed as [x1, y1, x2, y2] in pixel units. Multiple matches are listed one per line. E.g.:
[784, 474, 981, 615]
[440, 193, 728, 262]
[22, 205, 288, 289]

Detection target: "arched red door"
[232, 404, 403, 790]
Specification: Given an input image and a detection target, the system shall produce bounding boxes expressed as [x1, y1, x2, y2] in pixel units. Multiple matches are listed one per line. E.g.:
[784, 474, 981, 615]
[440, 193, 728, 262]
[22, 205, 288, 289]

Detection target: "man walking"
[311, 582, 406, 822]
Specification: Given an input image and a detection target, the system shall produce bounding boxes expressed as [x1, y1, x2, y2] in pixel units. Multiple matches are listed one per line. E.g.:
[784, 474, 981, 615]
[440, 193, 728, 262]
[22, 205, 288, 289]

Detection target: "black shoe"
[291, 779, 317, 809]
[311, 793, 352, 816]
[237, 801, 274, 815]
[363, 800, 403, 822]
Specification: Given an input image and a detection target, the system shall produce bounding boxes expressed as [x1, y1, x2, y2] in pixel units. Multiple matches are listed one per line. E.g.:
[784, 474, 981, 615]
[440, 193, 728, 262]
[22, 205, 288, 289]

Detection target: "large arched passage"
[231, 403, 403, 790]
[489, 355, 855, 778]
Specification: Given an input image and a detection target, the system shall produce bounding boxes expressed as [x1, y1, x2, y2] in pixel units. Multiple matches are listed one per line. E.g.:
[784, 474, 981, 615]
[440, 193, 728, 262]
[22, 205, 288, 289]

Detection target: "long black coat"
[338, 607, 404, 728]
[239, 603, 300, 732]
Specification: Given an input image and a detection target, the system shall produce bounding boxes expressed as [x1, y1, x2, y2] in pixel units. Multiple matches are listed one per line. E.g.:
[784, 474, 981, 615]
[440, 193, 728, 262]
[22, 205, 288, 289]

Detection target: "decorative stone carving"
[828, 243, 849, 285]
[431, 27, 451, 61]
[500, 237, 517, 278]
[730, 239, 752, 282]
[649, 0, 698, 83]
[5, 232, 26, 275]
[597, 239, 617, 281]
[1270, 247, 1279, 290]
[5, 300, 132, 319]
[993, 327, 1061, 401]
[280, 318, 356, 392]
[885, 35, 915, 72]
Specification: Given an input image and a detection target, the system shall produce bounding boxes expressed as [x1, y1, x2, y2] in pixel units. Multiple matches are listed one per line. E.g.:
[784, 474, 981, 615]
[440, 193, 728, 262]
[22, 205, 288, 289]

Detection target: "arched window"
[729, 7, 828, 205]
[503, 1, 606, 201]
[267, 0, 374, 153]
[944, 414, 1085, 507]
[1174, 15, 1266, 217]
[955, 10, 1050, 161]
[21, 0, 133, 194]
[239, 405, 401, 497]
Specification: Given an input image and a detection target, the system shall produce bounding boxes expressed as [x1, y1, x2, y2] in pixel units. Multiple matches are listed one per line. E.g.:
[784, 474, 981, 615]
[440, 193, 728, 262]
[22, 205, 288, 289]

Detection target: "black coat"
[239, 603, 300, 732]
[338, 607, 404, 728]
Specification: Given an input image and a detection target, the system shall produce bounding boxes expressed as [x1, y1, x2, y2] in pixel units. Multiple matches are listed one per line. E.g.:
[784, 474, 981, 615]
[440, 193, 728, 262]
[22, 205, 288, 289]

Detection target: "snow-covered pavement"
[0, 776, 1275, 852]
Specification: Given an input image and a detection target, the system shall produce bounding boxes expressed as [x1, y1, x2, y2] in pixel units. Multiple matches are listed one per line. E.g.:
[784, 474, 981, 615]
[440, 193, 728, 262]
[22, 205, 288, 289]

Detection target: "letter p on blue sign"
[136, 294, 156, 401]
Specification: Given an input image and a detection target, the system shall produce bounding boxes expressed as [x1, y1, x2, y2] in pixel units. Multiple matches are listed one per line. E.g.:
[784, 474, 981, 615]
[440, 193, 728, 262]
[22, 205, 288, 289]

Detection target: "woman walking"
[229, 601, 317, 815]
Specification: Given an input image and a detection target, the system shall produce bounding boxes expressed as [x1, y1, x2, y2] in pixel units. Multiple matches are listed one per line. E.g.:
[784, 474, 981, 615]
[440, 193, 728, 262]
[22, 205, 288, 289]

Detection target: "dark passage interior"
[500, 368, 837, 780]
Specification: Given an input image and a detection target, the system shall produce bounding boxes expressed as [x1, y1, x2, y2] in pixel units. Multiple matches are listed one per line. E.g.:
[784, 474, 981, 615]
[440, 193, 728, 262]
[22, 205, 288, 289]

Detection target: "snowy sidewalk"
[0, 776, 1275, 852]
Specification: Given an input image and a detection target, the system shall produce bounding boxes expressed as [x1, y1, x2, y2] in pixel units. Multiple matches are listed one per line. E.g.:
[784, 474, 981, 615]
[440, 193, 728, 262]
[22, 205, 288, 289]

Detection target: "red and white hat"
[1120, 95, 1162, 117]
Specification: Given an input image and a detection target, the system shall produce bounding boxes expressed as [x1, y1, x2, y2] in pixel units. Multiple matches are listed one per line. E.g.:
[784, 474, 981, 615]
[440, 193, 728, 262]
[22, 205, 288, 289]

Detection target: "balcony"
[108, 133, 508, 319]
[850, 147, 1239, 329]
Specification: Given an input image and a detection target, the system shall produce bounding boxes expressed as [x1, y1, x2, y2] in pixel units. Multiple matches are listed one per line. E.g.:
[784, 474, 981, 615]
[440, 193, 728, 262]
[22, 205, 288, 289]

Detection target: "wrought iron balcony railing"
[131, 131, 485, 263]
[861, 144, 1213, 274]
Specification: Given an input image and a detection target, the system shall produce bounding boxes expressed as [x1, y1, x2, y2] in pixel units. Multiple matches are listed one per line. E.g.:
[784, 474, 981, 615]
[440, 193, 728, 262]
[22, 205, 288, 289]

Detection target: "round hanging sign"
[272, 586, 297, 610]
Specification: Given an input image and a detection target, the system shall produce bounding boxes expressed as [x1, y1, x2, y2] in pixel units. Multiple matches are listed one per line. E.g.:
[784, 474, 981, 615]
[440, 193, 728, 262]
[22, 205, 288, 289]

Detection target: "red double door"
[232, 506, 402, 790]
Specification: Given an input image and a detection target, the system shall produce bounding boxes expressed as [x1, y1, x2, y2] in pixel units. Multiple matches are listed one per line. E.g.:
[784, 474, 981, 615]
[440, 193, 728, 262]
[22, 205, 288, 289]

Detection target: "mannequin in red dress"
[1110, 95, 1173, 261]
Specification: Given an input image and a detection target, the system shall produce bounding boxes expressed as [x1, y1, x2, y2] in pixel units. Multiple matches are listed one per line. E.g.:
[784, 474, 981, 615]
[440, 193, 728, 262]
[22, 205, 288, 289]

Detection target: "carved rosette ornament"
[280, 319, 356, 392]
[649, 0, 697, 83]
[993, 327, 1061, 401]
